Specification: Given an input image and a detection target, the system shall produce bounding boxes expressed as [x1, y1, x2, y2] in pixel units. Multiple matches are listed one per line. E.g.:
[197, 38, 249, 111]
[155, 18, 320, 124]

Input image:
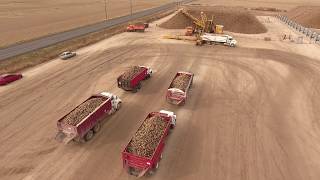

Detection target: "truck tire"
[147, 163, 159, 176]
[132, 88, 138, 93]
[137, 83, 142, 89]
[84, 130, 94, 141]
[179, 99, 186, 106]
[127, 167, 133, 175]
[116, 102, 122, 111]
[93, 123, 101, 133]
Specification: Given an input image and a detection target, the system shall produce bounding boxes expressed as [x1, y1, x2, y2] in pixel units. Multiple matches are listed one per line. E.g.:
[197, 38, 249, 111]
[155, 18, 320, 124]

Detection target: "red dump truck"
[117, 66, 152, 92]
[55, 92, 122, 144]
[122, 110, 176, 177]
[166, 71, 194, 105]
[127, 25, 146, 32]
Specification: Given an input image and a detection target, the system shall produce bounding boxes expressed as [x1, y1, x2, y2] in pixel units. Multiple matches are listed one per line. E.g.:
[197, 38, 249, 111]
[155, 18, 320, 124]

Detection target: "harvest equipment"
[55, 92, 121, 144]
[117, 66, 152, 92]
[166, 71, 194, 105]
[181, 10, 215, 34]
[165, 9, 234, 46]
[122, 110, 176, 177]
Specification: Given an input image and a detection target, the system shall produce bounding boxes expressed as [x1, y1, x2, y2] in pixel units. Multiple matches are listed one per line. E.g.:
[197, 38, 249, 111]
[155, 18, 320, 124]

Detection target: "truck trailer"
[117, 66, 152, 92]
[166, 72, 194, 105]
[122, 110, 176, 177]
[197, 33, 237, 47]
[55, 92, 121, 144]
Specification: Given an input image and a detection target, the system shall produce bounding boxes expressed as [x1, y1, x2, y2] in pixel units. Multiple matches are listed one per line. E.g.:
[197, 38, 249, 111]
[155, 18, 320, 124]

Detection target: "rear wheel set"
[84, 130, 94, 141]
[84, 122, 101, 142]
[132, 83, 141, 93]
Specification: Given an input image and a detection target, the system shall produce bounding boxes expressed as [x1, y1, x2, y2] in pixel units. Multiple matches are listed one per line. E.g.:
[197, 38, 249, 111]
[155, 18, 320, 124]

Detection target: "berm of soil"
[160, 6, 267, 34]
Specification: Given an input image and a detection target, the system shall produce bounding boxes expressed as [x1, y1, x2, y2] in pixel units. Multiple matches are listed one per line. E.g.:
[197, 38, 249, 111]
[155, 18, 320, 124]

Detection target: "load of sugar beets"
[171, 74, 191, 91]
[127, 115, 167, 158]
[62, 97, 105, 126]
[121, 66, 144, 81]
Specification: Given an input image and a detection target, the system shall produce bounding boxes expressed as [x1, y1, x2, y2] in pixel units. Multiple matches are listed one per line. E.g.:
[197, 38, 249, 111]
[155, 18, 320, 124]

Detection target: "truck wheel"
[84, 130, 94, 141]
[138, 83, 142, 89]
[147, 162, 159, 176]
[116, 102, 122, 111]
[127, 167, 133, 175]
[132, 88, 138, 93]
[179, 100, 186, 106]
[93, 123, 101, 133]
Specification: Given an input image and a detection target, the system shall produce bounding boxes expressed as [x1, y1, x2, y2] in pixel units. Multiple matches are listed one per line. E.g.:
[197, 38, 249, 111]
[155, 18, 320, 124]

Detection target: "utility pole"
[130, 0, 133, 15]
[104, 0, 108, 21]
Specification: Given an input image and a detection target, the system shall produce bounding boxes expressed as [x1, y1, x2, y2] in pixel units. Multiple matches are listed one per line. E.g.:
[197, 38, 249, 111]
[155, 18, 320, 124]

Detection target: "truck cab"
[139, 65, 153, 78]
[160, 110, 176, 128]
[225, 35, 237, 47]
[100, 92, 122, 113]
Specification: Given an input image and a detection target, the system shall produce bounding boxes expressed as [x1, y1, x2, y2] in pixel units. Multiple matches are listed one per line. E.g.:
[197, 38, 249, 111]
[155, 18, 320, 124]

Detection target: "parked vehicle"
[166, 72, 194, 105]
[0, 73, 23, 86]
[196, 33, 237, 47]
[60, 51, 76, 60]
[117, 66, 152, 92]
[122, 110, 176, 177]
[127, 25, 146, 32]
[55, 92, 121, 144]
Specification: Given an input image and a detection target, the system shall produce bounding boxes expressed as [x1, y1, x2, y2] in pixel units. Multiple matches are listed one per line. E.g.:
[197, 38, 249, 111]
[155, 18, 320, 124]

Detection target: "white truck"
[197, 33, 237, 47]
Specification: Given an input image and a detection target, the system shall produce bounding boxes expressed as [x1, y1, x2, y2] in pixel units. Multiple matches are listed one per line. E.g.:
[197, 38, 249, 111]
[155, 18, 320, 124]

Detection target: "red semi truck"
[122, 110, 176, 177]
[55, 92, 122, 144]
[166, 71, 194, 105]
[117, 66, 152, 92]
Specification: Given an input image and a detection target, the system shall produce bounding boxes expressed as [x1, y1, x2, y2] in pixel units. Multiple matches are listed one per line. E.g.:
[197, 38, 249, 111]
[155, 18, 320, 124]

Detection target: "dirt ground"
[1, 6, 320, 180]
[0, 0, 172, 47]
[193, 0, 320, 10]
[286, 6, 320, 28]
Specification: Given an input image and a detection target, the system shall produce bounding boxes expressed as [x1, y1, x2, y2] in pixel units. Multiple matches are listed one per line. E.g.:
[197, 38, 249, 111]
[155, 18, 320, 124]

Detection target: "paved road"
[0, 0, 192, 61]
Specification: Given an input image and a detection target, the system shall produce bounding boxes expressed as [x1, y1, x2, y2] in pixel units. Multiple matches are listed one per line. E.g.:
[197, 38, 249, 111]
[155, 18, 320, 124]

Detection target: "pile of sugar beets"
[127, 115, 167, 158]
[62, 97, 105, 125]
[121, 66, 144, 81]
[171, 74, 191, 91]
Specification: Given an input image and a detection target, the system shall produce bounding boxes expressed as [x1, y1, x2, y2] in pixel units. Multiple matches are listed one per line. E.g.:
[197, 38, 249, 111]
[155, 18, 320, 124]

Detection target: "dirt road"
[1, 11, 320, 180]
